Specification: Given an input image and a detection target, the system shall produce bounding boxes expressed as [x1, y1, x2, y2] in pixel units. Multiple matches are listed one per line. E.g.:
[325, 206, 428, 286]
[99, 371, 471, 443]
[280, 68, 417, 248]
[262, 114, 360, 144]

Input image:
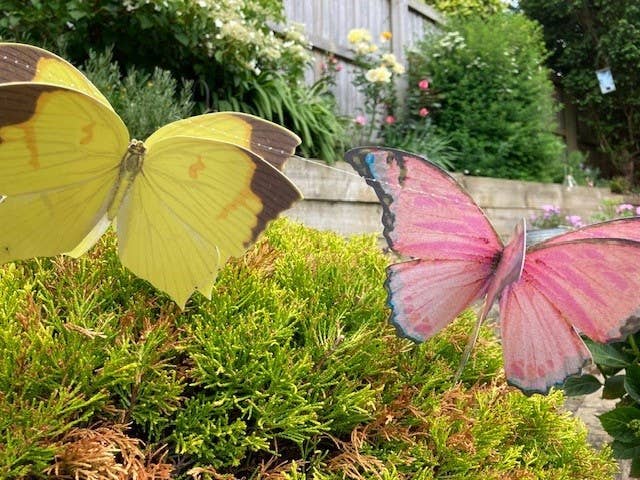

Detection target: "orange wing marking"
[80, 122, 96, 145]
[189, 156, 206, 179]
[216, 189, 253, 222]
[20, 124, 40, 170]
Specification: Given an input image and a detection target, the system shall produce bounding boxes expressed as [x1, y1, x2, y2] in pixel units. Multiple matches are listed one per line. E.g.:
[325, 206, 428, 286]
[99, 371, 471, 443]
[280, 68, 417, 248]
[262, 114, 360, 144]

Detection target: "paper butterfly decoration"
[346, 147, 640, 394]
[0, 42, 302, 308]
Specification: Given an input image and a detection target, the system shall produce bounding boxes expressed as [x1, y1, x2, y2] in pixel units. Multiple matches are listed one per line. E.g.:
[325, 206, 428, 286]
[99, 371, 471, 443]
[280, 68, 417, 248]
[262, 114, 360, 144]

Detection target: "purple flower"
[541, 204, 560, 219]
[565, 215, 583, 228]
[616, 203, 634, 214]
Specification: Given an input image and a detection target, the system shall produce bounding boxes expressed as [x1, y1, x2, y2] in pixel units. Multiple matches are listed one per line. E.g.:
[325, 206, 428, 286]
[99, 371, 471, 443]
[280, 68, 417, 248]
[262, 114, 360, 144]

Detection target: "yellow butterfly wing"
[115, 136, 302, 308]
[0, 42, 112, 109]
[146, 112, 301, 170]
[0, 83, 129, 262]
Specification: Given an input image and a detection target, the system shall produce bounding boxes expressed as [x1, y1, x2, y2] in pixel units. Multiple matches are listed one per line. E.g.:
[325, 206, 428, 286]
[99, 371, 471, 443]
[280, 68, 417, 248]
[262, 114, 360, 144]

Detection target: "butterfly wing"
[145, 112, 300, 170]
[386, 258, 499, 340]
[345, 147, 503, 259]
[345, 147, 504, 341]
[500, 238, 640, 393]
[0, 42, 112, 109]
[115, 136, 301, 308]
[541, 217, 640, 244]
[0, 83, 128, 262]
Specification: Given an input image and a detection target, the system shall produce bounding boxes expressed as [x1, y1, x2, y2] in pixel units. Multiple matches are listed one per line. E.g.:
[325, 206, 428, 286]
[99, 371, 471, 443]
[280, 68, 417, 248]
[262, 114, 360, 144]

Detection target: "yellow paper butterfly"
[0, 42, 302, 308]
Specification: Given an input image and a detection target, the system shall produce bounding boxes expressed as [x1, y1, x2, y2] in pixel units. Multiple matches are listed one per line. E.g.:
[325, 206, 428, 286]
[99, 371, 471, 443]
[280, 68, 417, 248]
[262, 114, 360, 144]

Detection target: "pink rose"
[418, 79, 429, 90]
[419, 107, 429, 117]
[385, 115, 395, 125]
[354, 115, 366, 126]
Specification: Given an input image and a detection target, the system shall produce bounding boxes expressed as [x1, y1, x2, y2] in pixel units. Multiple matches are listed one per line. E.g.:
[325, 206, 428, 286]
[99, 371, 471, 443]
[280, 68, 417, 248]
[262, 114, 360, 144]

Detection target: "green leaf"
[603, 375, 626, 400]
[139, 14, 153, 29]
[583, 338, 633, 369]
[625, 364, 640, 403]
[632, 456, 640, 478]
[600, 407, 640, 443]
[174, 32, 189, 46]
[563, 374, 601, 396]
[68, 9, 86, 20]
[612, 439, 640, 460]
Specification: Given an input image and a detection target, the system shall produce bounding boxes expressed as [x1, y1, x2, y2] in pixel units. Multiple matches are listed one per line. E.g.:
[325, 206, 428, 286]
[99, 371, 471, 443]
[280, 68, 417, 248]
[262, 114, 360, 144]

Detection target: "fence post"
[389, 0, 409, 107]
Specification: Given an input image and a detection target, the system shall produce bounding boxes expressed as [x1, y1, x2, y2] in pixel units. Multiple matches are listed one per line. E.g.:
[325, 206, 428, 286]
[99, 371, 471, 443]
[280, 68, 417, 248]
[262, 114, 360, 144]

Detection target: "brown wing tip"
[244, 157, 301, 247]
[0, 43, 58, 83]
[242, 115, 300, 171]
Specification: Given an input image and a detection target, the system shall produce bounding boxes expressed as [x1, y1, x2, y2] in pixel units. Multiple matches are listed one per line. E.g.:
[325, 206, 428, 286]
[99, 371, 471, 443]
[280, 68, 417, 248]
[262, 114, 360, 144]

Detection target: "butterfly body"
[346, 147, 640, 393]
[104, 140, 145, 219]
[0, 42, 302, 308]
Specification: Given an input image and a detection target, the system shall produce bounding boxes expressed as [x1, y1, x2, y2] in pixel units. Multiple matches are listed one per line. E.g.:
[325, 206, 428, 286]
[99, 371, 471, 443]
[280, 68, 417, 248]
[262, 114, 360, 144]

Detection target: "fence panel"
[283, 0, 442, 117]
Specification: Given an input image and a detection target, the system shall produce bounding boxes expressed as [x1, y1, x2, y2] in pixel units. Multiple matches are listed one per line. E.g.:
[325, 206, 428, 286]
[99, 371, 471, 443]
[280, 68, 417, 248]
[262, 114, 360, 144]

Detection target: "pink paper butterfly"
[345, 147, 640, 394]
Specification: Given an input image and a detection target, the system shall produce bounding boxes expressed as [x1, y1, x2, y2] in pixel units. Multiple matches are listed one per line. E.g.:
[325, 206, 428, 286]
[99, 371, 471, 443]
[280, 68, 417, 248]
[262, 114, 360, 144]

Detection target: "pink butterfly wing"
[541, 217, 640, 244]
[345, 147, 503, 260]
[500, 238, 640, 393]
[387, 258, 496, 341]
[345, 147, 504, 341]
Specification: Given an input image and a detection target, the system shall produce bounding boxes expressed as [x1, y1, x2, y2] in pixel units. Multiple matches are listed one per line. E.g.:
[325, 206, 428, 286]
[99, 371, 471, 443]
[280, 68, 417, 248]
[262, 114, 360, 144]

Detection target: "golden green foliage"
[0, 220, 617, 478]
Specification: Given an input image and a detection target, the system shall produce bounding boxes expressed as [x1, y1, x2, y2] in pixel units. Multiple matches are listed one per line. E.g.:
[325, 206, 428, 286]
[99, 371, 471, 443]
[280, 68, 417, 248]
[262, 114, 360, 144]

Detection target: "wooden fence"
[282, 158, 624, 239]
[283, 0, 442, 117]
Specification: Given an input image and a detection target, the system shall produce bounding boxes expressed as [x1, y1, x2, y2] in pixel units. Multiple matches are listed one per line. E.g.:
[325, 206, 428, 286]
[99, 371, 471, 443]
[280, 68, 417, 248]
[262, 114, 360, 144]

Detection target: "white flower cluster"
[438, 31, 466, 51]
[208, 4, 311, 74]
[124, 0, 312, 76]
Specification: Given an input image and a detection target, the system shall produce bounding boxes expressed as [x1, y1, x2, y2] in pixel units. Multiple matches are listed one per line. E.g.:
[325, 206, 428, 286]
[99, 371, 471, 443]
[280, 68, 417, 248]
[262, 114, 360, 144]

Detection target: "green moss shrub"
[0, 220, 616, 478]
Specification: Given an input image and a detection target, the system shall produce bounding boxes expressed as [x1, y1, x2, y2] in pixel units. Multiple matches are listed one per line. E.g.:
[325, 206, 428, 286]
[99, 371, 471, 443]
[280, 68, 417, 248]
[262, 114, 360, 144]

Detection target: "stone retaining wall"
[282, 158, 625, 238]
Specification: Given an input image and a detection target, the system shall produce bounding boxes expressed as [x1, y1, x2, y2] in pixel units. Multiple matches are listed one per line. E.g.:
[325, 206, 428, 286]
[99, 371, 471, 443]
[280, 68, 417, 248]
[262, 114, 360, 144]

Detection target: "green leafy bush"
[419, 0, 506, 18]
[81, 48, 195, 140]
[0, 220, 617, 478]
[0, 0, 347, 161]
[405, 12, 564, 181]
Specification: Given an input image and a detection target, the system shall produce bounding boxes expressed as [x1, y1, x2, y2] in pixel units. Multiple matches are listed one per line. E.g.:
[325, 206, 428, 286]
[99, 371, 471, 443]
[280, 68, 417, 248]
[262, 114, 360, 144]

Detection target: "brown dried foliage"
[323, 381, 517, 479]
[46, 423, 172, 480]
[235, 239, 281, 278]
[186, 466, 236, 480]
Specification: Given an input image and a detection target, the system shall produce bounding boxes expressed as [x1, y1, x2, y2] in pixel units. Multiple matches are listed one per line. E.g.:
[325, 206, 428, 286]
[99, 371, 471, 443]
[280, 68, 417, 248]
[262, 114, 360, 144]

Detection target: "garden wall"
[282, 158, 624, 238]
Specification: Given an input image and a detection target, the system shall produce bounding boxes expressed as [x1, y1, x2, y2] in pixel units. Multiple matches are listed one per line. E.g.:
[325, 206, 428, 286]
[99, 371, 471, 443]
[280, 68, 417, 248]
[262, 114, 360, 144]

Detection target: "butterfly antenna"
[453, 309, 487, 384]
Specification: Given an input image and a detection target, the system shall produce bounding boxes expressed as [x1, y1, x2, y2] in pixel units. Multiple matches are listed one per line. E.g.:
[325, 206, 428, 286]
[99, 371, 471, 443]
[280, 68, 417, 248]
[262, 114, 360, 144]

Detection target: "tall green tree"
[520, 0, 640, 185]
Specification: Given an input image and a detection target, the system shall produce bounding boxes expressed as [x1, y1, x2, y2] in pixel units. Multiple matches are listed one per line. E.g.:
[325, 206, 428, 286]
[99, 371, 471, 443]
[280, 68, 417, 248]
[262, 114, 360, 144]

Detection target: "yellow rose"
[381, 53, 397, 66]
[355, 42, 371, 55]
[392, 63, 405, 74]
[347, 28, 372, 44]
[365, 66, 392, 83]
